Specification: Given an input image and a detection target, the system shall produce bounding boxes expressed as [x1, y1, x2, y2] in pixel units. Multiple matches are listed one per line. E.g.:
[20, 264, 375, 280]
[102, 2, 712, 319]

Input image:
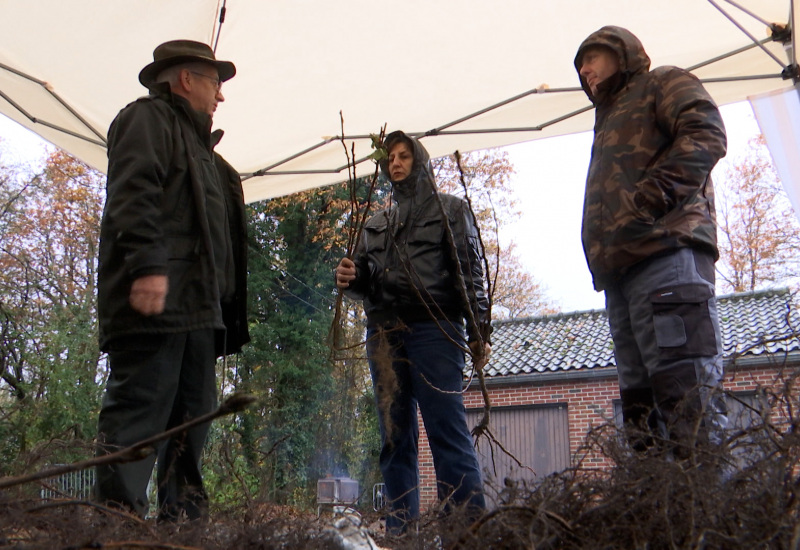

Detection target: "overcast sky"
[502, 101, 763, 313]
[1, 101, 763, 314]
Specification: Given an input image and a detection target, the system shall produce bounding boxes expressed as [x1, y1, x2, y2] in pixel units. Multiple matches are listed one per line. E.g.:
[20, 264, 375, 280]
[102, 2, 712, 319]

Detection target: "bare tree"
[715, 135, 800, 293]
[432, 149, 557, 318]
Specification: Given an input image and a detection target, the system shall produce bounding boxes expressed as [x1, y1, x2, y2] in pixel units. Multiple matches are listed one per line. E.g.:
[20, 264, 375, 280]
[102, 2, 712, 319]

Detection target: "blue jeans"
[605, 248, 727, 448]
[367, 320, 485, 534]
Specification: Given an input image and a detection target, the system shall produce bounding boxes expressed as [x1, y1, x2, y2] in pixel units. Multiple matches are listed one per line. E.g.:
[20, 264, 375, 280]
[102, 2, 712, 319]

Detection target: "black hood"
[574, 25, 651, 104]
[378, 130, 437, 204]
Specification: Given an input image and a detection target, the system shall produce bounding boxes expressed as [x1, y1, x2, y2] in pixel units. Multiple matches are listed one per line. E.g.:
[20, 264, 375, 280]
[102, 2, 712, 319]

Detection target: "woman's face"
[388, 141, 414, 182]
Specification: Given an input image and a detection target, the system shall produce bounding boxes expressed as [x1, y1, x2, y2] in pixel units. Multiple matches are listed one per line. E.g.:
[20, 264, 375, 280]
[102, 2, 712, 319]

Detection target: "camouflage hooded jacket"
[343, 131, 491, 344]
[574, 26, 727, 291]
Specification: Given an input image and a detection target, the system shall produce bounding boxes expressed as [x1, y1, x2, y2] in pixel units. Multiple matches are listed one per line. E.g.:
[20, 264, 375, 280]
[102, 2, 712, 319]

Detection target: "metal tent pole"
[0, 61, 107, 146]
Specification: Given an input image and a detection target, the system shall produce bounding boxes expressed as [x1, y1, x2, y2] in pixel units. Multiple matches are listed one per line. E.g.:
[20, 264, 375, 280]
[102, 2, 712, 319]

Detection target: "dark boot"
[620, 388, 658, 453]
[651, 365, 706, 461]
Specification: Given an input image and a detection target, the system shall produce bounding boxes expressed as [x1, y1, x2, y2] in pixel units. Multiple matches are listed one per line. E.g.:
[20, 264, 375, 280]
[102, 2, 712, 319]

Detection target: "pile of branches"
[0, 497, 363, 549]
[437, 436, 800, 549]
[2, 389, 800, 549]
[408, 394, 800, 549]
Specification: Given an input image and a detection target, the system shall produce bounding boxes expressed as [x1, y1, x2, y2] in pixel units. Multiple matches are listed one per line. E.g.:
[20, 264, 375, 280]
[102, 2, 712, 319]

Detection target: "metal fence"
[372, 482, 386, 512]
[39, 467, 95, 500]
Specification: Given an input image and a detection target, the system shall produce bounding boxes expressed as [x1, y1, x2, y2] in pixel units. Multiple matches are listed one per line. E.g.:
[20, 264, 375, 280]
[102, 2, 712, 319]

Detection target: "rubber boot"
[619, 387, 658, 453]
[651, 364, 707, 461]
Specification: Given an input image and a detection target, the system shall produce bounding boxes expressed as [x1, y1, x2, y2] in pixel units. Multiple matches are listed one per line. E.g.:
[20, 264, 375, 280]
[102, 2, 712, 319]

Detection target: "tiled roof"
[484, 288, 800, 379]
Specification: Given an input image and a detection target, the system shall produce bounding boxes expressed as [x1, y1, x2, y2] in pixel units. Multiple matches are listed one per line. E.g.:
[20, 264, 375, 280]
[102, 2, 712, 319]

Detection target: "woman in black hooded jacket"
[336, 131, 489, 534]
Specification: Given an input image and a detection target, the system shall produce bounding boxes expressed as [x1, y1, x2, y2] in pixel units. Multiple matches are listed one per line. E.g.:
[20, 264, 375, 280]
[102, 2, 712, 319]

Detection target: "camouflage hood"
[574, 25, 651, 105]
[575, 27, 726, 290]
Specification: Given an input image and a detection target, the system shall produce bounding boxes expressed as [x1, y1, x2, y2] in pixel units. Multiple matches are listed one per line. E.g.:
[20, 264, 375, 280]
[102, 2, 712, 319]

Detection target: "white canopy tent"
[0, 1, 797, 203]
[751, 83, 800, 215]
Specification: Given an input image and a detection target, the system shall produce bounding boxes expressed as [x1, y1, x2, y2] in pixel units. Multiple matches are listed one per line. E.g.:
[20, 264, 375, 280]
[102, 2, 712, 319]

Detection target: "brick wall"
[416, 362, 793, 510]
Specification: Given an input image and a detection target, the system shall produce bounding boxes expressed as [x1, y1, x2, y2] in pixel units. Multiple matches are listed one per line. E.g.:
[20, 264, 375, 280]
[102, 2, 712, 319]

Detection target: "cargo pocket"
[650, 283, 718, 360]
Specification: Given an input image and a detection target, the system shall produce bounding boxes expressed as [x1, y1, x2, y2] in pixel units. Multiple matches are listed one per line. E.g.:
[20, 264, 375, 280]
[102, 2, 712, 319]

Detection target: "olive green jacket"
[98, 86, 249, 356]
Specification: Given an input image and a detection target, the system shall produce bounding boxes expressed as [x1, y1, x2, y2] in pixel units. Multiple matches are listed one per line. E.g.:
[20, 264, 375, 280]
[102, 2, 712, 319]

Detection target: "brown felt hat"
[138, 39, 236, 88]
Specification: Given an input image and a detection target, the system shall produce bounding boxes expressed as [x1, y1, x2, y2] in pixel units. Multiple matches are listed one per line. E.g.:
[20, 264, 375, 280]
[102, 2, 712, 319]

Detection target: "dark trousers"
[95, 329, 217, 519]
[368, 320, 485, 535]
[605, 249, 727, 451]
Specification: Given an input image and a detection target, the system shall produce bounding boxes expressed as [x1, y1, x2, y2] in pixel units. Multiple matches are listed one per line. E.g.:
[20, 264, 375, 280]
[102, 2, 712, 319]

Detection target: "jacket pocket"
[650, 283, 718, 360]
[364, 217, 389, 252]
[406, 218, 451, 294]
[167, 235, 199, 260]
[164, 235, 203, 313]
[363, 218, 390, 299]
[408, 217, 444, 246]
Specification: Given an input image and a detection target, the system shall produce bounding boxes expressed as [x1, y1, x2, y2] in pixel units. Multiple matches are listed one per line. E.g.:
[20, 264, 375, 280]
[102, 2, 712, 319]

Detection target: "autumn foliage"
[432, 149, 557, 318]
[716, 135, 800, 293]
[0, 148, 104, 467]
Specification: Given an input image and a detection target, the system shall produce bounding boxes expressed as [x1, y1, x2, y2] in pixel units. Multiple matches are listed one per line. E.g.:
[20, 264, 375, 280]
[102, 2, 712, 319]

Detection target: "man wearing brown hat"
[95, 39, 249, 520]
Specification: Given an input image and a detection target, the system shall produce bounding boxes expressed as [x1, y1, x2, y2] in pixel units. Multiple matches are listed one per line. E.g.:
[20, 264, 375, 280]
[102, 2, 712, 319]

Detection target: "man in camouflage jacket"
[575, 26, 728, 457]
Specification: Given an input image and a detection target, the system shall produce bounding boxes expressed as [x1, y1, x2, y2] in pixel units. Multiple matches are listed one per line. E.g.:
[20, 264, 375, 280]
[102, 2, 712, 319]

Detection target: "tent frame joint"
[781, 64, 800, 80]
[769, 22, 793, 44]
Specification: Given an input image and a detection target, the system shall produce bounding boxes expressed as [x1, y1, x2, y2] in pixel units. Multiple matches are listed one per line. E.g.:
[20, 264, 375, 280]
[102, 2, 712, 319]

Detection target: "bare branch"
[0, 393, 255, 491]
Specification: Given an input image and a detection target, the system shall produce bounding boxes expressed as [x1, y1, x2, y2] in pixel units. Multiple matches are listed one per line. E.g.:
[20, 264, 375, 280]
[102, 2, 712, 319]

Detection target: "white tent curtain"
[0, 1, 797, 203]
[750, 83, 800, 220]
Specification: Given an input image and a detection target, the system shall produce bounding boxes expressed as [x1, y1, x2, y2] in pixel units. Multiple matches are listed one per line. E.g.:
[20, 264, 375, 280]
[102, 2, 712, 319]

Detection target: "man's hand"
[130, 274, 168, 316]
[335, 258, 356, 289]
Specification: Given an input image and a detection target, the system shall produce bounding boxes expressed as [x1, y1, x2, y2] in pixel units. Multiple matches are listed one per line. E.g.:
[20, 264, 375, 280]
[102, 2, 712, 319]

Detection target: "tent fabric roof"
[0, 1, 796, 203]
